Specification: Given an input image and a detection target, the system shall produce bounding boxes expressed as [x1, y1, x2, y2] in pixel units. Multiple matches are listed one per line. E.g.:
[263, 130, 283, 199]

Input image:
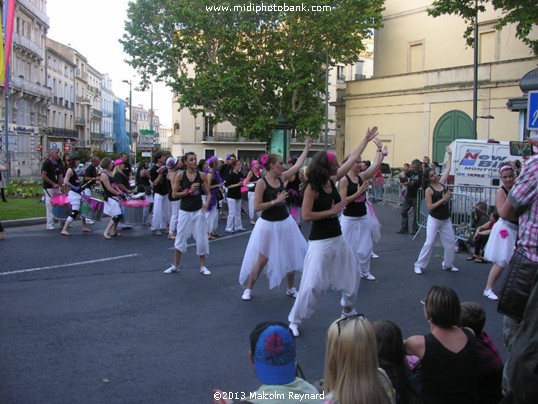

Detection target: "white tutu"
[288, 235, 361, 323]
[239, 216, 307, 289]
[366, 202, 382, 243]
[484, 218, 518, 267]
[67, 190, 83, 211]
[340, 215, 374, 276]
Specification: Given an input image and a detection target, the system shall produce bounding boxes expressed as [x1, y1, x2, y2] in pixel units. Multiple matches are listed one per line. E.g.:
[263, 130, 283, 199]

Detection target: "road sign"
[141, 152, 152, 157]
[527, 91, 538, 130]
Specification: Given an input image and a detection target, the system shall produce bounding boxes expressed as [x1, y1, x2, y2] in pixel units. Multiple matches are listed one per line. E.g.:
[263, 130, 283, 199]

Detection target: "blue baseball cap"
[253, 324, 296, 385]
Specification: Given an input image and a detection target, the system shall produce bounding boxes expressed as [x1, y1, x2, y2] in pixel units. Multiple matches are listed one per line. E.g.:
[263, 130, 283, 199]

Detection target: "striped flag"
[0, 12, 4, 81]
[2, 0, 16, 92]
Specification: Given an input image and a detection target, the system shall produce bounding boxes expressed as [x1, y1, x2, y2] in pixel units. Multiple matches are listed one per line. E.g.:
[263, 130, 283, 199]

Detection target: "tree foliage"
[121, 0, 384, 141]
[428, 0, 538, 55]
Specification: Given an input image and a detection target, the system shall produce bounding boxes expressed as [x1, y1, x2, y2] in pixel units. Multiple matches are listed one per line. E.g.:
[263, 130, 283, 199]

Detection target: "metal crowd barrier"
[380, 178, 405, 209]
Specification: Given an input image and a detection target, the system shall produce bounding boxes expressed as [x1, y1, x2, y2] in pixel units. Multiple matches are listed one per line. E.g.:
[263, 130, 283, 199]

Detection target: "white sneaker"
[224, 229, 234, 233]
[85, 219, 95, 225]
[242, 289, 252, 301]
[443, 266, 459, 272]
[200, 266, 211, 275]
[289, 322, 300, 337]
[163, 265, 179, 274]
[414, 267, 423, 275]
[286, 287, 298, 298]
[483, 288, 499, 300]
[371, 252, 379, 259]
[361, 273, 376, 281]
[46, 225, 55, 230]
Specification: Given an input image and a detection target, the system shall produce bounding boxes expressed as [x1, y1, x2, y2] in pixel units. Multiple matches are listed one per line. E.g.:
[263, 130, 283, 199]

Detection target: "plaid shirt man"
[507, 155, 538, 262]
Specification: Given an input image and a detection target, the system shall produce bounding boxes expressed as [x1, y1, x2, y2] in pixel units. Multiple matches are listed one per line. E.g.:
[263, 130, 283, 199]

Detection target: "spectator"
[466, 201, 490, 262]
[459, 302, 503, 404]
[324, 315, 395, 403]
[405, 285, 477, 404]
[497, 151, 538, 401]
[0, 163, 7, 202]
[374, 320, 417, 404]
[397, 159, 423, 235]
[226, 322, 322, 404]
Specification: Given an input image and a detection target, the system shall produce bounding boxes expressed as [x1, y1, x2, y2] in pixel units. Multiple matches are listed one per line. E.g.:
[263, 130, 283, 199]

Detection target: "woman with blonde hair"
[324, 315, 395, 404]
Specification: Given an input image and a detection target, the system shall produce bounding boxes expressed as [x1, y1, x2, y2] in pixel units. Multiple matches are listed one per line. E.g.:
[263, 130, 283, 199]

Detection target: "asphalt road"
[0, 204, 508, 403]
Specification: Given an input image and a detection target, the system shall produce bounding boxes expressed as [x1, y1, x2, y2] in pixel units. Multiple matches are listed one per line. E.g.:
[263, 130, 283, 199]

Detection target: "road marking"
[167, 230, 252, 250]
[0, 254, 141, 276]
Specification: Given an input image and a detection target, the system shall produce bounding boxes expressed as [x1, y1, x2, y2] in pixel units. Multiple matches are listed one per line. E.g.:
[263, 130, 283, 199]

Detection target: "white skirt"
[67, 190, 83, 211]
[484, 218, 518, 267]
[104, 197, 122, 217]
[239, 216, 307, 289]
[288, 235, 361, 323]
[366, 202, 382, 243]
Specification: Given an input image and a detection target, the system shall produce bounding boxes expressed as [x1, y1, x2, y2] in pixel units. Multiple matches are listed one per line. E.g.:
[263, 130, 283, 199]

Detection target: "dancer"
[205, 156, 223, 240]
[482, 164, 518, 300]
[239, 139, 312, 301]
[285, 156, 304, 226]
[339, 138, 386, 281]
[413, 147, 457, 274]
[60, 154, 92, 236]
[224, 159, 245, 233]
[100, 158, 125, 239]
[288, 127, 379, 337]
[165, 152, 212, 275]
[243, 159, 262, 225]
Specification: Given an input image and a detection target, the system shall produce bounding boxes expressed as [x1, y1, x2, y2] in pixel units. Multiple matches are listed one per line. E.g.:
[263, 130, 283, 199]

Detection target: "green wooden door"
[432, 110, 474, 163]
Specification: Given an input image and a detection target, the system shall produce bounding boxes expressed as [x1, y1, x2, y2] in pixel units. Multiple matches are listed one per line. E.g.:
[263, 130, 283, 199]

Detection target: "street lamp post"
[324, 48, 329, 151]
[122, 79, 134, 165]
[472, 0, 479, 138]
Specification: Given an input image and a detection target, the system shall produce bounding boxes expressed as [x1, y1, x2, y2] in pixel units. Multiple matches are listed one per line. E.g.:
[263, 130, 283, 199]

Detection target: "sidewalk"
[2, 217, 46, 228]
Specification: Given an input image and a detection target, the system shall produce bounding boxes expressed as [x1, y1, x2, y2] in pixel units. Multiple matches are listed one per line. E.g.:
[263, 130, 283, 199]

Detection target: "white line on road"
[0, 254, 142, 276]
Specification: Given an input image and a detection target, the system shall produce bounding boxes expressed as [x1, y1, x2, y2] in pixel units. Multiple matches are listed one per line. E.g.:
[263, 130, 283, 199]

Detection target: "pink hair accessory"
[327, 152, 336, 165]
[251, 160, 258, 168]
[260, 154, 269, 165]
[499, 165, 513, 174]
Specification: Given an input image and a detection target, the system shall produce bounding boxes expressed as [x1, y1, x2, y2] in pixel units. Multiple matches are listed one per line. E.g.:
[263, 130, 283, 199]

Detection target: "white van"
[447, 139, 521, 209]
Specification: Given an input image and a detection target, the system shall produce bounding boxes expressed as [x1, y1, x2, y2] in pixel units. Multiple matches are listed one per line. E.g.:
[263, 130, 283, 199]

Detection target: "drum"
[80, 195, 104, 221]
[51, 194, 72, 220]
[120, 199, 149, 225]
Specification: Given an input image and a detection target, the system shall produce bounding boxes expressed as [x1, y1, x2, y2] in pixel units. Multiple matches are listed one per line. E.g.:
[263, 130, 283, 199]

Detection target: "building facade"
[87, 65, 103, 151]
[101, 74, 115, 153]
[336, 0, 538, 167]
[1, 0, 51, 177]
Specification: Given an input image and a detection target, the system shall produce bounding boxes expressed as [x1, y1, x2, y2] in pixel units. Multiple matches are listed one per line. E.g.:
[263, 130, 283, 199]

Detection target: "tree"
[428, 0, 538, 55]
[121, 0, 384, 141]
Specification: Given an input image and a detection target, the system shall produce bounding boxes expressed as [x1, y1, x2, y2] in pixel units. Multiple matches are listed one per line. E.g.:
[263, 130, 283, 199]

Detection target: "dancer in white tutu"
[339, 138, 387, 281]
[483, 164, 518, 300]
[240, 139, 312, 301]
[288, 127, 379, 337]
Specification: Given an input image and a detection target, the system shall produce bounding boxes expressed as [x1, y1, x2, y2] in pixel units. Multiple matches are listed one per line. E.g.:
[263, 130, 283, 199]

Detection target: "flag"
[0, 13, 4, 81]
[3, 0, 16, 92]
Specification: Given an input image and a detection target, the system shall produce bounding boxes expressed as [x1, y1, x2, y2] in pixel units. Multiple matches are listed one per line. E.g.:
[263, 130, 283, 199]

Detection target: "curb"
[2, 217, 46, 228]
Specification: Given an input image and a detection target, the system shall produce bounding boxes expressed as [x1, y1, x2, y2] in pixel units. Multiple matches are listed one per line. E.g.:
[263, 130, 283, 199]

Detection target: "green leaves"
[121, 0, 384, 140]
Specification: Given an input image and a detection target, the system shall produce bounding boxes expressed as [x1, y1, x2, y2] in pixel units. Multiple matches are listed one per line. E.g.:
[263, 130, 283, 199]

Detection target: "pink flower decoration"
[260, 154, 269, 165]
[500, 229, 509, 239]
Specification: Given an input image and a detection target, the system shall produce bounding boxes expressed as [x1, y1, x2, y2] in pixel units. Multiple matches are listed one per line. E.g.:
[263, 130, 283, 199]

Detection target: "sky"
[46, 0, 173, 128]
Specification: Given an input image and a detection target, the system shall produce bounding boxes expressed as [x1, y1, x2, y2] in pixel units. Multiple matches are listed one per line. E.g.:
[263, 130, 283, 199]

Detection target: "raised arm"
[335, 126, 378, 182]
[282, 138, 312, 181]
[360, 138, 385, 181]
[439, 146, 452, 184]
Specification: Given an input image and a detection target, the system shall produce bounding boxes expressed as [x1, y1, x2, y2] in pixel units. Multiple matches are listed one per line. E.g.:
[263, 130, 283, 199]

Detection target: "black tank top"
[501, 186, 519, 225]
[248, 171, 260, 192]
[261, 177, 289, 222]
[167, 171, 181, 201]
[102, 172, 116, 199]
[309, 180, 342, 240]
[68, 168, 82, 193]
[421, 328, 477, 404]
[343, 174, 367, 217]
[429, 185, 450, 220]
[180, 171, 203, 211]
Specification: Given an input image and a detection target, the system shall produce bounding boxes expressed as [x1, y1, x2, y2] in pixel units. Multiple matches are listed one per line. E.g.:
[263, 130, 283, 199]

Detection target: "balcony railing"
[11, 76, 52, 100]
[48, 127, 78, 140]
[90, 132, 105, 141]
[12, 32, 45, 59]
[18, 0, 50, 26]
[76, 96, 91, 104]
[91, 108, 102, 118]
[75, 117, 86, 126]
[75, 69, 88, 82]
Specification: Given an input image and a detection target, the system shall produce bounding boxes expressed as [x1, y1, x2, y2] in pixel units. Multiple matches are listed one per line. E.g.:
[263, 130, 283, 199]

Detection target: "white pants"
[43, 188, 60, 228]
[248, 192, 260, 221]
[151, 193, 170, 231]
[226, 198, 242, 231]
[169, 199, 181, 235]
[174, 209, 209, 255]
[340, 215, 374, 276]
[414, 215, 455, 271]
